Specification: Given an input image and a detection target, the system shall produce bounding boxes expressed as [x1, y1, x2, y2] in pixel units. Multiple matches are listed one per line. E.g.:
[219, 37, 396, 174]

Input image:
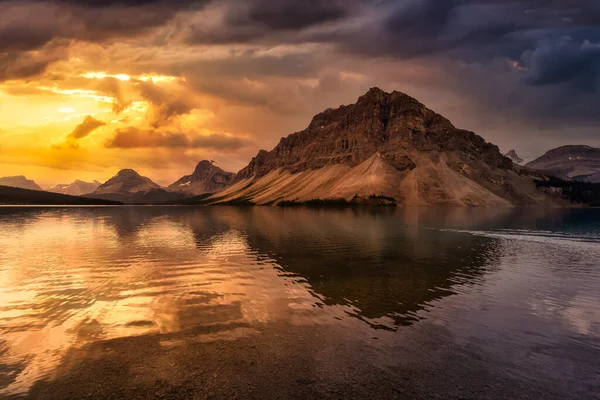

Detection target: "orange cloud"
[67, 116, 105, 140]
[105, 127, 250, 151]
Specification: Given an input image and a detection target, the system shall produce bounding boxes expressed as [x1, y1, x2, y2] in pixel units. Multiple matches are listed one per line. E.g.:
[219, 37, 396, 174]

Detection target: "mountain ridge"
[526, 145, 600, 182]
[0, 176, 42, 191]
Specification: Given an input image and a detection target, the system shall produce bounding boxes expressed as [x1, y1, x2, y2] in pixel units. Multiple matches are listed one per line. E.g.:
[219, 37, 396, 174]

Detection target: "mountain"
[503, 150, 524, 165]
[169, 160, 234, 196]
[48, 180, 101, 196]
[95, 169, 160, 194]
[201, 87, 563, 207]
[526, 145, 600, 182]
[0, 185, 120, 205]
[87, 169, 185, 204]
[0, 176, 42, 191]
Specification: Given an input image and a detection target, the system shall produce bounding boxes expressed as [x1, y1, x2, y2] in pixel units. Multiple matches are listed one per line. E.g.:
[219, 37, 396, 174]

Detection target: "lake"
[0, 206, 599, 399]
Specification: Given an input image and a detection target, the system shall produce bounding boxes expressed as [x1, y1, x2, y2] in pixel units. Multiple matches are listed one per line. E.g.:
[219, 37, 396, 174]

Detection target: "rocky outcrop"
[526, 145, 600, 182]
[48, 180, 101, 196]
[503, 150, 524, 165]
[206, 88, 562, 207]
[169, 160, 234, 196]
[0, 176, 42, 191]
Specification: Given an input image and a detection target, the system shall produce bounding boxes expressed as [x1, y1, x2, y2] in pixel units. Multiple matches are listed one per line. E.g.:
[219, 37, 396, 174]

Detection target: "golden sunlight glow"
[82, 71, 180, 83]
[127, 101, 150, 113]
[0, 51, 239, 186]
[138, 75, 180, 83]
[37, 86, 115, 103]
[82, 72, 131, 81]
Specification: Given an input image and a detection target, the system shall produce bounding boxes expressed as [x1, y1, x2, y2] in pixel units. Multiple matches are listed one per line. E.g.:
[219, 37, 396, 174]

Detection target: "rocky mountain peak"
[357, 87, 389, 103]
[192, 160, 219, 178]
[504, 150, 524, 164]
[95, 169, 160, 194]
[115, 169, 141, 178]
[169, 160, 234, 196]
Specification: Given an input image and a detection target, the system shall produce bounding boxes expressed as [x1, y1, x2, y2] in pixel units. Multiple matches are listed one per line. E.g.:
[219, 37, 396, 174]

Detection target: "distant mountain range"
[85, 169, 186, 204]
[526, 145, 600, 183]
[2, 88, 600, 206]
[83, 163, 234, 204]
[48, 180, 101, 196]
[0, 176, 42, 191]
[0, 185, 119, 205]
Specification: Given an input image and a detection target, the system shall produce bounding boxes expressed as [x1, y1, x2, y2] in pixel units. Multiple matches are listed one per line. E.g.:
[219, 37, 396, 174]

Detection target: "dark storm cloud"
[53, 0, 198, 6]
[344, 0, 600, 125]
[227, 0, 349, 31]
[185, 0, 363, 45]
[0, 24, 54, 52]
[340, 0, 538, 59]
[376, 0, 600, 73]
[0, 0, 212, 81]
[520, 37, 600, 89]
[0, 0, 206, 48]
[0, 42, 68, 81]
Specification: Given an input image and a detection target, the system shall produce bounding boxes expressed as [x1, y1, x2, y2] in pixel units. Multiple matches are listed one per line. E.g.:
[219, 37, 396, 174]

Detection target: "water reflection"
[235, 208, 503, 328]
[0, 206, 599, 398]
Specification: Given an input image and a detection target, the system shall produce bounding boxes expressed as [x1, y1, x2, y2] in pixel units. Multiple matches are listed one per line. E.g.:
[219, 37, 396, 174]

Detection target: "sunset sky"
[1, 0, 599, 187]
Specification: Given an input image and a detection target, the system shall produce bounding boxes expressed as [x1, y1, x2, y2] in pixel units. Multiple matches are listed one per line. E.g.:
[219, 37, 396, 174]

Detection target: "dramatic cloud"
[67, 115, 106, 140]
[0, 41, 68, 81]
[0, 0, 212, 81]
[521, 37, 600, 89]
[138, 81, 197, 127]
[95, 77, 132, 113]
[185, 0, 360, 45]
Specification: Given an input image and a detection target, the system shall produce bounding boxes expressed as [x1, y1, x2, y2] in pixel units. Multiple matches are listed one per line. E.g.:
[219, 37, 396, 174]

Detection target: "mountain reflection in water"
[0, 206, 599, 399]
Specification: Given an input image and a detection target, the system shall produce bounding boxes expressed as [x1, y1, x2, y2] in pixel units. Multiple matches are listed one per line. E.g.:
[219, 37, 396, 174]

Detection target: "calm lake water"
[0, 206, 599, 399]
